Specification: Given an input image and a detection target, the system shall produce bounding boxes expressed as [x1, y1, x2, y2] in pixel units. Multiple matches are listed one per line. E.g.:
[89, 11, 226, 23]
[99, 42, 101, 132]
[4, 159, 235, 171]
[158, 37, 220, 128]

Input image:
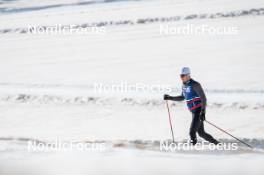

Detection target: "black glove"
[163, 94, 171, 100]
[200, 109, 206, 121]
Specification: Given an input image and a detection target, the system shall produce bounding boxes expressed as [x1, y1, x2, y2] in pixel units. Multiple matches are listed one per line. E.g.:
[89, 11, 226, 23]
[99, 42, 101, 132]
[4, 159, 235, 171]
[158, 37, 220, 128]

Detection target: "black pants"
[190, 108, 219, 145]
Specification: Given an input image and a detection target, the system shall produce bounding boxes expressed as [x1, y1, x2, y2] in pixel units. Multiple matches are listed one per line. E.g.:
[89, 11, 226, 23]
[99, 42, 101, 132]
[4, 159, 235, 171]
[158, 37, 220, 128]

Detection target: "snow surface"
[0, 0, 264, 175]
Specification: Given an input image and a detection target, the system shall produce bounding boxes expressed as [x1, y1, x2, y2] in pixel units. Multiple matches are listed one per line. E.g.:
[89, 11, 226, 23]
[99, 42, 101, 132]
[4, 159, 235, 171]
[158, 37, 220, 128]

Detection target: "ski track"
[0, 0, 144, 14]
[1, 137, 264, 154]
[0, 93, 263, 110]
[0, 82, 263, 110]
[0, 7, 264, 34]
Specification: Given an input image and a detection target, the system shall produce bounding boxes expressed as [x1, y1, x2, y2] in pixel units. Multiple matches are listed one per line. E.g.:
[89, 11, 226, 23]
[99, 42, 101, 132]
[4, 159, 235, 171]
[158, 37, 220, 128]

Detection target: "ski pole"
[165, 100, 175, 143]
[205, 120, 253, 149]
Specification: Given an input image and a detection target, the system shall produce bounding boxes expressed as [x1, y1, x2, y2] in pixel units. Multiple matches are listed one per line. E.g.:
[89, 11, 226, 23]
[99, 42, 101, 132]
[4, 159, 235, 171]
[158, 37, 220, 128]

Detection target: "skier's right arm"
[163, 94, 184, 101]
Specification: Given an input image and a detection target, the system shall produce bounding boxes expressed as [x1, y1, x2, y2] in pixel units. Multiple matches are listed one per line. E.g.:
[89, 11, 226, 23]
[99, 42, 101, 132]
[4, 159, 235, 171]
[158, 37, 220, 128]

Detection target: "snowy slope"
[0, 0, 264, 175]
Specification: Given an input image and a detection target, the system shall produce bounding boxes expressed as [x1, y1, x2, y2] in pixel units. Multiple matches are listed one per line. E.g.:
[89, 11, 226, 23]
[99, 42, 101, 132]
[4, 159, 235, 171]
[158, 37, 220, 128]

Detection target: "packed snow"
[0, 0, 264, 175]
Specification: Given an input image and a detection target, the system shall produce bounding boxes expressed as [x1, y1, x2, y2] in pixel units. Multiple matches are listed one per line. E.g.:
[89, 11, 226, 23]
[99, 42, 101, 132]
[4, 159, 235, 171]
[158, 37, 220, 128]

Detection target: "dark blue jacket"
[168, 79, 207, 112]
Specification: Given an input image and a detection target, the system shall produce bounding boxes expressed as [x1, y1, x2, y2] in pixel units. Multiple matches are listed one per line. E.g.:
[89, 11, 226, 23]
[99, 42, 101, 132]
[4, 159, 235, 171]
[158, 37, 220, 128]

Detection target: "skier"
[164, 67, 219, 145]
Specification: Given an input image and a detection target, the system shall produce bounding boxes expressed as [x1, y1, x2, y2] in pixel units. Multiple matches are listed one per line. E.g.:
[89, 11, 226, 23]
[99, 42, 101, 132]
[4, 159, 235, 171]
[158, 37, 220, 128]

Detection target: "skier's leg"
[198, 122, 219, 145]
[189, 110, 201, 145]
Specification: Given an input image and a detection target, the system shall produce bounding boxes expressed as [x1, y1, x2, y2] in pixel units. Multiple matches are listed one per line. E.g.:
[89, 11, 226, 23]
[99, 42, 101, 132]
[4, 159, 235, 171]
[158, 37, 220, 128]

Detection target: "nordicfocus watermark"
[160, 140, 238, 151]
[160, 24, 238, 36]
[28, 24, 106, 35]
[94, 82, 172, 94]
[27, 139, 106, 152]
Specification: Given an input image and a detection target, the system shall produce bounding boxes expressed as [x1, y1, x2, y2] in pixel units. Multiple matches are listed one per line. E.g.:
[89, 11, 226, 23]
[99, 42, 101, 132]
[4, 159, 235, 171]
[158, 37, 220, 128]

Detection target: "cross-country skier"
[164, 67, 219, 145]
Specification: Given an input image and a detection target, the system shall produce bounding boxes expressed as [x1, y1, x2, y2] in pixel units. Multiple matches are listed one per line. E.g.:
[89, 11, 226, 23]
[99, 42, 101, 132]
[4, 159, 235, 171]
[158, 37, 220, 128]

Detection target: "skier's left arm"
[193, 82, 207, 110]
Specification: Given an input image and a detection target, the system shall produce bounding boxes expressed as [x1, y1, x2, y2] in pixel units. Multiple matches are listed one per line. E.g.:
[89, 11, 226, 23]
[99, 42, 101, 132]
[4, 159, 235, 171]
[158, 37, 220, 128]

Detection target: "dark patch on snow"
[1, 7, 264, 34]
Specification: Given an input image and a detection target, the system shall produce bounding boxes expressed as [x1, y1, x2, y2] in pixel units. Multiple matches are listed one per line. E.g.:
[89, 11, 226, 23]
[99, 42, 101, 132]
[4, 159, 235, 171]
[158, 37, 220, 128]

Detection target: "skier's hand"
[163, 94, 171, 100]
[200, 109, 206, 121]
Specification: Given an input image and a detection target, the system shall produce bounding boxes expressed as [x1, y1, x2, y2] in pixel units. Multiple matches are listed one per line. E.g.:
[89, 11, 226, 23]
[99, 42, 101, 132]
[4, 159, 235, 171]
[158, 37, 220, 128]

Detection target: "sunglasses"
[180, 74, 187, 78]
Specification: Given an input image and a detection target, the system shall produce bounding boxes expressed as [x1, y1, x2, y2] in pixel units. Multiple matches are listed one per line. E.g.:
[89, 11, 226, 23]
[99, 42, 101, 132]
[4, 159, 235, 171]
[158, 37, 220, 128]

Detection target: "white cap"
[180, 67, 191, 75]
